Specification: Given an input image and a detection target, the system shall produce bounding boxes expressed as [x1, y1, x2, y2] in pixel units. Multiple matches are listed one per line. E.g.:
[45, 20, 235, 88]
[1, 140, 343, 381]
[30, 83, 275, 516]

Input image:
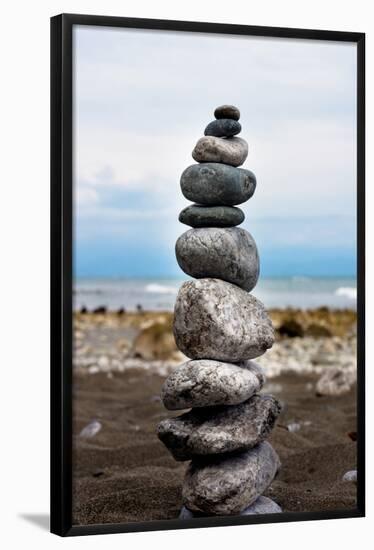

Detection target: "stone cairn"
[158, 105, 282, 518]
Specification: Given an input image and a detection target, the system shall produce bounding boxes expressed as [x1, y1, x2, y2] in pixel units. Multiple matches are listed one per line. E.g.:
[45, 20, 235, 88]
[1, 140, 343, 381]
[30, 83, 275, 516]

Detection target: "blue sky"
[73, 26, 357, 279]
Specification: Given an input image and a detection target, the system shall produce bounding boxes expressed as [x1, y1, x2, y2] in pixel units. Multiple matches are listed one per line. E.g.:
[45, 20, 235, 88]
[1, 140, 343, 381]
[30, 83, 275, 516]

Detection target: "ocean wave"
[335, 287, 357, 300]
[145, 283, 178, 295]
[75, 288, 105, 295]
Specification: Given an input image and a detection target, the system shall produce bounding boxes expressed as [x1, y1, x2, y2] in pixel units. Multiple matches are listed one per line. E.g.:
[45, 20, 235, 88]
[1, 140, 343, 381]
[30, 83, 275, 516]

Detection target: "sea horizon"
[74, 275, 357, 311]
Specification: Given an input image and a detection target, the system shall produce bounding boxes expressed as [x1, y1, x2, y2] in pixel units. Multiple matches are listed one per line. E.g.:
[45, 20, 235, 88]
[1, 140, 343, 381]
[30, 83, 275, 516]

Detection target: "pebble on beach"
[173, 278, 275, 362]
[182, 441, 281, 515]
[342, 470, 357, 484]
[175, 227, 259, 291]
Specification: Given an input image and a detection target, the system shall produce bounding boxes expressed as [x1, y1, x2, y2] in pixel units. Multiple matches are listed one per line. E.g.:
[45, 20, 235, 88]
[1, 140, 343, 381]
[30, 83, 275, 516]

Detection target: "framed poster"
[50, 14, 365, 536]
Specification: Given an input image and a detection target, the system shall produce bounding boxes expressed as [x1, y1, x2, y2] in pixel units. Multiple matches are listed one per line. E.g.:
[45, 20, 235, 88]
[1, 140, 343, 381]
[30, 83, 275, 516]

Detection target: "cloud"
[73, 25, 357, 277]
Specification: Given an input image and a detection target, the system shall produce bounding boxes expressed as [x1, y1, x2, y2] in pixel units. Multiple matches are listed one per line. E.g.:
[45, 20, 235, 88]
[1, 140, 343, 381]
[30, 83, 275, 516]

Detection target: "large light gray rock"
[175, 227, 259, 291]
[183, 441, 281, 515]
[173, 279, 275, 362]
[161, 359, 265, 410]
[157, 394, 281, 460]
[180, 162, 256, 206]
[179, 496, 282, 519]
[192, 136, 248, 167]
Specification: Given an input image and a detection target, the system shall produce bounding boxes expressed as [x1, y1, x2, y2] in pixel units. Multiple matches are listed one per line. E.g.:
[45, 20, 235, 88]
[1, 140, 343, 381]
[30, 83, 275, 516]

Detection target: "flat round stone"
[214, 104, 240, 121]
[175, 227, 259, 291]
[182, 441, 281, 515]
[180, 163, 256, 206]
[192, 136, 248, 167]
[204, 119, 241, 137]
[179, 205, 245, 228]
[157, 394, 281, 461]
[174, 279, 274, 362]
[161, 359, 265, 410]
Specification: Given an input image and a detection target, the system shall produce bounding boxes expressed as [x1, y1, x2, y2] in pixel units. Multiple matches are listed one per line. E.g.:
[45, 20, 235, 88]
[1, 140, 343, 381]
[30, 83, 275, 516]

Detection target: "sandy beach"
[72, 309, 357, 525]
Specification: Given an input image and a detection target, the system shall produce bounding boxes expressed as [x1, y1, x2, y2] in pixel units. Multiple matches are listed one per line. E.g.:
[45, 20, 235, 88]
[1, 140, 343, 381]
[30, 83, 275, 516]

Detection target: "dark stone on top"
[204, 119, 241, 138]
[214, 104, 240, 121]
[180, 163, 256, 206]
[179, 205, 244, 228]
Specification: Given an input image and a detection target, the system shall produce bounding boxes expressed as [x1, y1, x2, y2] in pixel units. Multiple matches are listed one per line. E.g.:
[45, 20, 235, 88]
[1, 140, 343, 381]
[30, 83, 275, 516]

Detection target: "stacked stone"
[158, 105, 282, 518]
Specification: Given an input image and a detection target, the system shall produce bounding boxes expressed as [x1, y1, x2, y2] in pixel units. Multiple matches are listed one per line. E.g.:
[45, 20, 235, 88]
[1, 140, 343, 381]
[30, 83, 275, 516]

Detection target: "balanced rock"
[214, 104, 240, 120]
[181, 163, 256, 206]
[158, 394, 281, 460]
[192, 136, 248, 167]
[175, 227, 259, 291]
[179, 204, 245, 228]
[179, 496, 282, 519]
[173, 278, 274, 362]
[204, 119, 241, 138]
[161, 359, 265, 410]
[183, 441, 280, 515]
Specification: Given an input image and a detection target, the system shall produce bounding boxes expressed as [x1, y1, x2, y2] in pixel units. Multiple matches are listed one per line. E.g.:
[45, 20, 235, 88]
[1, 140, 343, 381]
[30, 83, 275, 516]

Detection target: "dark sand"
[72, 368, 357, 525]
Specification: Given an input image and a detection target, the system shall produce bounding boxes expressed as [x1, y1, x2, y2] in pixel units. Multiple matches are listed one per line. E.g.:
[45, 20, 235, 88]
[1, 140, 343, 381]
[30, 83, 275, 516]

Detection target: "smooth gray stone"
[183, 441, 281, 515]
[161, 359, 265, 410]
[180, 163, 256, 206]
[179, 497, 282, 518]
[179, 506, 198, 519]
[192, 136, 248, 167]
[342, 470, 357, 483]
[240, 496, 282, 515]
[214, 104, 240, 121]
[175, 227, 259, 291]
[173, 278, 274, 362]
[157, 394, 281, 461]
[204, 119, 241, 137]
[179, 205, 245, 228]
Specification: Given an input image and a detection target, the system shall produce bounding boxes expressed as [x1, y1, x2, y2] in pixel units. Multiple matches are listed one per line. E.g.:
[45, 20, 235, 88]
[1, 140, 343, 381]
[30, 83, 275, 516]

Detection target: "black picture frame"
[50, 13, 365, 537]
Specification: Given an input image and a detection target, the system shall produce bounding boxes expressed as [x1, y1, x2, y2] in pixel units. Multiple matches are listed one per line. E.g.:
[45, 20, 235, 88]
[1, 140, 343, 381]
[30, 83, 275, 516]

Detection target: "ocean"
[74, 277, 357, 311]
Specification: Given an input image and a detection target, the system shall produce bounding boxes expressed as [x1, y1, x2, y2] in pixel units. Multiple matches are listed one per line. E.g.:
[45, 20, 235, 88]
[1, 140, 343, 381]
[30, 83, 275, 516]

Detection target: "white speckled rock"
[315, 367, 356, 396]
[161, 359, 265, 410]
[157, 394, 281, 460]
[342, 470, 357, 484]
[175, 227, 259, 292]
[192, 136, 248, 167]
[179, 496, 282, 518]
[173, 279, 274, 362]
[183, 441, 280, 515]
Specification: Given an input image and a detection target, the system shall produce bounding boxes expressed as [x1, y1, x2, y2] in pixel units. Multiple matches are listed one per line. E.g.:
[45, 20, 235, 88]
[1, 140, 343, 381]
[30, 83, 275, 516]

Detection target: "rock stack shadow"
[158, 105, 282, 518]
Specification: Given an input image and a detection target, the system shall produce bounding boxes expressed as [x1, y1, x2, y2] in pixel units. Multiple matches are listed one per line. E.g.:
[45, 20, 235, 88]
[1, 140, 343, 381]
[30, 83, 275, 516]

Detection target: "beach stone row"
[157, 106, 282, 517]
